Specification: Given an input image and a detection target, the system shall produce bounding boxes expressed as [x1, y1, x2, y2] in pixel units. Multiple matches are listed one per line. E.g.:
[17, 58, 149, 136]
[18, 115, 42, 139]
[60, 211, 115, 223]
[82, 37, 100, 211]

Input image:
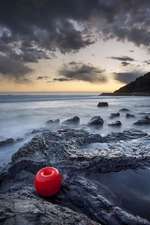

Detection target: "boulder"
[46, 119, 60, 125]
[88, 116, 104, 127]
[126, 113, 135, 118]
[62, 116, 80, 125]
[108, 121, 122, 127]
[97, 102, 109, 107]
[119, 108, 130, 112]
[109, 113, 120, 119]
[134, 116, 150, 126]
[0, 138, 15, 147]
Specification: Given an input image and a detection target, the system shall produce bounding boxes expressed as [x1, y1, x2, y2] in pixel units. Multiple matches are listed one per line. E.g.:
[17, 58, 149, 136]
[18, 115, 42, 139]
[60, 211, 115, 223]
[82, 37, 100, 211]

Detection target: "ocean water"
[1, 93, 150, 222]
[0, 93, 150, 165]
[0, 93, 150, 138]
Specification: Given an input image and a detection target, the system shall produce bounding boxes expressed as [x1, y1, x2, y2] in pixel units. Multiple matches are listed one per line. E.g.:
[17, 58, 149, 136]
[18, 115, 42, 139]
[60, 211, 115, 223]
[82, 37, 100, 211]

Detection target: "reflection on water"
[98, 168, 150, 221]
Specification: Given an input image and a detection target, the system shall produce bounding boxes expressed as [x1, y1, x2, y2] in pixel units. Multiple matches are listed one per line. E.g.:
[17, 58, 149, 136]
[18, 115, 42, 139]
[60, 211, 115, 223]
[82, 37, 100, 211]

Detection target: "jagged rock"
[88, 116, 104, 127]
[97, 102, 109, 107]
[0, 138, 15, 147]
[126, 113, 135, 118]
[0, 128, 150, 225]
[108, 121, 122, 127]
[46, 119, 60, 125]
[119, 108, 130, 112]
[134, 116, 150, 126]
[62, 116, 80, 125]
[0, 194, 99, 225]
[109, 113, 120, 119]
[31, 128, 49, 134]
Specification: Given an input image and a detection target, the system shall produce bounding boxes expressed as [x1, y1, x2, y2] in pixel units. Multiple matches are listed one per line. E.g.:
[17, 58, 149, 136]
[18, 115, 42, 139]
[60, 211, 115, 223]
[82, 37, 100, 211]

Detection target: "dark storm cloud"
[0, 0, 150, 78]
[0, 55, 32, 82]
[110, 56, 135, 62]
[1, 0, 150, 52]
[55, 62, 107, 83]
[114, 71, 142, 83]
[121, 62, 130, 67]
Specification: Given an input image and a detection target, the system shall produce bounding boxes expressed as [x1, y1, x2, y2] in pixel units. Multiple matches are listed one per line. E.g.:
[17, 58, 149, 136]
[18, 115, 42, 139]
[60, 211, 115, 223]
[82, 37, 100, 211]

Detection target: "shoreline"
[1, 122, 150, 224]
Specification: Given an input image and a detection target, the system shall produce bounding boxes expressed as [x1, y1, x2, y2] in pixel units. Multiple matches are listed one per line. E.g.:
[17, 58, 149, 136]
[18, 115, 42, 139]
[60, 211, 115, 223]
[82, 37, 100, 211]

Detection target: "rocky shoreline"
[1, 120, 150, 225]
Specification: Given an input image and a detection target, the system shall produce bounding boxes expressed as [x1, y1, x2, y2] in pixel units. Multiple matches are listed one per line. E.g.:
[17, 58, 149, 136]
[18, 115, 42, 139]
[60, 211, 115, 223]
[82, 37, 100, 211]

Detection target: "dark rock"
[0, 138, 15, 147]
[104, 129, 148, 142]
[134, 116, 150, 126]
[31, 128, 49, 134]
[46, 119, 60, 125]
[88, 116, 104, 127]
[119, 108, 130, 112]
[97, 102, 109, 107]
[62, 116, 80, 125]
[108, 121, 122, 127]
[109, 113, 120, 119]
[126, 113, 135, 118]
[0, 128, 150, 225]
[0, 194, 99, 225]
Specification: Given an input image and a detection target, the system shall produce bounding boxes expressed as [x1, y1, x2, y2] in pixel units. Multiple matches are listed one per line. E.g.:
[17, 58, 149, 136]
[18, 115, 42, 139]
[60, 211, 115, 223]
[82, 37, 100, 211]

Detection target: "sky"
[0, 0, 150, 92]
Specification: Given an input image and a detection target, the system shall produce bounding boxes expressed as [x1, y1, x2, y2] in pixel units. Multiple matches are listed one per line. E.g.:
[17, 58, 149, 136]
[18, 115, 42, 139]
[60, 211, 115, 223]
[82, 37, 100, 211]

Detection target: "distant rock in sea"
[134, 116, 150, 126]
[97, 102, 109, 107]
[62, 116, 80, 125]
[88, 116, 104, 127]
[126, 113, 135, 118]
[119, 108, 130, 112]
[109, 112, 120, 119]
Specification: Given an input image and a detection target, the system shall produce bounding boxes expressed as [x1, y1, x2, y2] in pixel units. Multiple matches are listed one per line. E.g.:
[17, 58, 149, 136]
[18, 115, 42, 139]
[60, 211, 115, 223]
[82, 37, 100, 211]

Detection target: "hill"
[113, 72, 150, 96]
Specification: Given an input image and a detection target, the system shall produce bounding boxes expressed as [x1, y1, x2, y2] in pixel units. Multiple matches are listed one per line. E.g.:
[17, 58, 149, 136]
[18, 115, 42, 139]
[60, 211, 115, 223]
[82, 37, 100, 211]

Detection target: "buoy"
[34, 167, 62, 197]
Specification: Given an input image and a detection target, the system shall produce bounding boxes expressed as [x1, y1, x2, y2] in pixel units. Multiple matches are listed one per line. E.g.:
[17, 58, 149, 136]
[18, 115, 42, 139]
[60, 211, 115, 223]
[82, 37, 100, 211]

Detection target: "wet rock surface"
[97, 102, 109, 107]
[0, 137, 23, 147]
[88, 116, 104, 127]
[46, 119, 60, 125]
[119, 108, 130, 112]
[62, 116, 80, 125]
[126, 113, 135, 118]
[109, 112, 120, 119]
[134, 116, 150, 126]
[0, 138, 15, 147]
[0, 128, 150, 225]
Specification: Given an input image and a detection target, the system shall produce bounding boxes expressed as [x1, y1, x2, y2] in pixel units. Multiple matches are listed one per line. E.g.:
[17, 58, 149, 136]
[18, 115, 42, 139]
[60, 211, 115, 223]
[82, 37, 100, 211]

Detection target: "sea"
[0, 92, 150, 165]
[1, 92, 150, 221]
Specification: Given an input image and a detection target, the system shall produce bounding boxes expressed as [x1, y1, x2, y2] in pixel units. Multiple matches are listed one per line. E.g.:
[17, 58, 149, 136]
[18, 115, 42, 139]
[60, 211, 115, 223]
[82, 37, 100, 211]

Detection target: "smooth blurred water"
[0, 93, 150, 166]
[0, 94, 150, 139]
[1, 93, 150, 221]
[98, 167, 150, 221]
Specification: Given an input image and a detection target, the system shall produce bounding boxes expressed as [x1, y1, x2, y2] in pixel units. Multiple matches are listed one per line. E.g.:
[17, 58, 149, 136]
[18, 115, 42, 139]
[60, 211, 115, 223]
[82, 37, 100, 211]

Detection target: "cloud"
[0, 1, 150, 55]
[121, 62, 130, 67]
[37, 76, 49, 80]
[114, 71, 143, 84]
[55, 62, 107, 83]
[144, 60, 150, 65]
[0, 55, 32, 82]
[110, 55, 135, 67]
[110, 56, 135, 62]
[0, 0, 150, 78]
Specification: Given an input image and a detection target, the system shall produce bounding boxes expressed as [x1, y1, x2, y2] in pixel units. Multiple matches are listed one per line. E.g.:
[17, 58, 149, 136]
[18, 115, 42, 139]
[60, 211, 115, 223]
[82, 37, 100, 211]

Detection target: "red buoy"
[34, 167, 62, 197]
